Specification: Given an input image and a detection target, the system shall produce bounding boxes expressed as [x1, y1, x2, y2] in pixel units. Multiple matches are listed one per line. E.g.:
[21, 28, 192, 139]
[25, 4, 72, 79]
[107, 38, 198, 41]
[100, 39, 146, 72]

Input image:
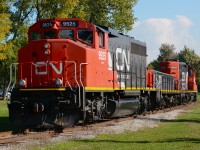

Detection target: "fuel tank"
[112, 98, 139, 117]
[107, 91, 140, 117]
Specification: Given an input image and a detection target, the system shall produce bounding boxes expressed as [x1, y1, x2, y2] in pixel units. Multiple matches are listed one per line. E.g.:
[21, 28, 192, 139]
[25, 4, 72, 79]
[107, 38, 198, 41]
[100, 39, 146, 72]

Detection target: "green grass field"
[37, 95, 200, 150]
[0, 101, 14, 132]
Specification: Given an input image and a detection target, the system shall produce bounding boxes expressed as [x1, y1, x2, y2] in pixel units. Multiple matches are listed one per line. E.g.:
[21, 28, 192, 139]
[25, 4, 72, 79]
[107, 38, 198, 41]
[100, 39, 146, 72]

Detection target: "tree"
[0, 0, 14, 98]
[178, 46, 199, 65]
[73, 0, 138, 32]
[33, 0, 80, 20]
[148, 43, 177, 70]
[0, 0, 12, 59]
[157, 43, 177, 62]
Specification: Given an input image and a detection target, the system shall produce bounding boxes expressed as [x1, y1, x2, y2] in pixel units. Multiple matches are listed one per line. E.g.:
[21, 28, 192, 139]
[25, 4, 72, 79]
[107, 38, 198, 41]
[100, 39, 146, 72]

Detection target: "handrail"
[6, 63, 19, 104]
[64, 61, 80, 106]
[10, 64, 17, 91]
[80, 63, 89, 119]
[80, 63, 88, 87]
[6, 62, 51, 103]
[6, 61, 85, 107]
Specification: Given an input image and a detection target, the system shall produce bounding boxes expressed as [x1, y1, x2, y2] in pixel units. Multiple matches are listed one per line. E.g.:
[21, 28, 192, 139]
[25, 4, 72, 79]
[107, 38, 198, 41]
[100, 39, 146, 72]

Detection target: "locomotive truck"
[6, 18, 197, 129]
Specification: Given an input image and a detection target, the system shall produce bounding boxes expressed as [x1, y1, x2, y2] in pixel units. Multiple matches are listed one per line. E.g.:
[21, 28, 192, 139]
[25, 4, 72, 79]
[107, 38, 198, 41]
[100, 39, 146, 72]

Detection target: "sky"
[128, 0, 200, 64]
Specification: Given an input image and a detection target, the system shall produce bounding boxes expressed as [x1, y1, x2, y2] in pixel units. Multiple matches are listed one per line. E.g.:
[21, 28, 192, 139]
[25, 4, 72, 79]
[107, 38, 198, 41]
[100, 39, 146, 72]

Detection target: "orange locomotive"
[7, 18, 197, 129]
[159, 59, 197, 105]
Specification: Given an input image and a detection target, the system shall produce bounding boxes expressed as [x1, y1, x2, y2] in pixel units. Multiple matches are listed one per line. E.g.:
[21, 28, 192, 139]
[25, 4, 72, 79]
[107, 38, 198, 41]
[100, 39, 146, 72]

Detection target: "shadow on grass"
[0, 117, 14, 132]
[78, 137, 200, 144]
[160, 119, 200, 124]
[137, 117, 200, 124]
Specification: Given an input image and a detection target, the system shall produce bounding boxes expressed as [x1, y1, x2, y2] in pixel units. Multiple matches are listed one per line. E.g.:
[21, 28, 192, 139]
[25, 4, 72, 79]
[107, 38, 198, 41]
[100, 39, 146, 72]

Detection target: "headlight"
[55, 78, 62, 86]
[44, 49, 51, 55]
[19, 79, 26, 86]
[44, 43, 50, 49]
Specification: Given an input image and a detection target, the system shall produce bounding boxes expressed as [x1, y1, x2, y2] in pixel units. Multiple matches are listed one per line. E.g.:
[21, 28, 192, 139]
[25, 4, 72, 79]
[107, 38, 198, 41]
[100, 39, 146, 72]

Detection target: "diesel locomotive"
[6, 18, 197, 129]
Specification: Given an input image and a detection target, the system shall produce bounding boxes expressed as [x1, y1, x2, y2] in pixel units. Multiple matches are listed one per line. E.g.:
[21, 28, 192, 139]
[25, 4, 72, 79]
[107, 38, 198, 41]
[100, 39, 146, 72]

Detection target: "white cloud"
[128, 15, 200, 64]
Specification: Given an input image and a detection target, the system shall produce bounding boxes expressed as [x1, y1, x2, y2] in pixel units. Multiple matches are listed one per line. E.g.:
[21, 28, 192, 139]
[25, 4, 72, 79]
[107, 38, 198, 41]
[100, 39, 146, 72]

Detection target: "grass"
[36, 94, 200, 150]
[0, 100, 14, 132]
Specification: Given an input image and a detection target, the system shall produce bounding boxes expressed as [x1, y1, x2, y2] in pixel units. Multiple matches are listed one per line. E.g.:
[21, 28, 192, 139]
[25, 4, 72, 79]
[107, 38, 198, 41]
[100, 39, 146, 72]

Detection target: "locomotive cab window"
[30, 31, 41, 41]
[44, 30, 56, 39]
[59, 30, 74, 39]
[98, 30, 105, 48]
[78, 29, 93, 44]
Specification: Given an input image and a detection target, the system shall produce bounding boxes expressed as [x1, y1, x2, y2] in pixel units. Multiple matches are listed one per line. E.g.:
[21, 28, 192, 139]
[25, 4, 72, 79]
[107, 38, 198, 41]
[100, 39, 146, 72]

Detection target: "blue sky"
[128, 0, 200, 63]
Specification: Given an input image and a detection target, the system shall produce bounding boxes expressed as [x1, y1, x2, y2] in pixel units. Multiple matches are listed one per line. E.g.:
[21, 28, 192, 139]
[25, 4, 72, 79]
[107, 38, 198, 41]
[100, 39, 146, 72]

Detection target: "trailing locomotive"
[7, 18, 197, 129]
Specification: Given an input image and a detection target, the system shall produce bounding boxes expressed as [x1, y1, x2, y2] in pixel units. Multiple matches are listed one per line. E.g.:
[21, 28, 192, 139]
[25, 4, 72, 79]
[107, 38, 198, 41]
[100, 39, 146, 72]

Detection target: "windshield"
[59, 30, 74, 39]
[78, 29, 93, 44]
[44, 30, 56, 39]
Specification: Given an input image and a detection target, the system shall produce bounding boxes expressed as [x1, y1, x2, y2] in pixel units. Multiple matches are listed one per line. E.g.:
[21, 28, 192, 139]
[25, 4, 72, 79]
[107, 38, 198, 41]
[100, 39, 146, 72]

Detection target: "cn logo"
[35, 61, 63, 75]
[108, 48, 130, 71]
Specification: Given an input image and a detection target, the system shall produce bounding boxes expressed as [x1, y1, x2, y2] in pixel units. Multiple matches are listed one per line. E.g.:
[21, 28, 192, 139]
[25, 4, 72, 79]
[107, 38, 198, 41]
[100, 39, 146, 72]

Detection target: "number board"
[40, 22, 53, 28]
[61, 21, 78, 27]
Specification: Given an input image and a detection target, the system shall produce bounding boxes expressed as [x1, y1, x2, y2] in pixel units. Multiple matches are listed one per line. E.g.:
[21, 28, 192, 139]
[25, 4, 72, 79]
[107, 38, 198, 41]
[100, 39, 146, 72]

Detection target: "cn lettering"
[108, 48, 130, 71]
[35, 61, 63, 75]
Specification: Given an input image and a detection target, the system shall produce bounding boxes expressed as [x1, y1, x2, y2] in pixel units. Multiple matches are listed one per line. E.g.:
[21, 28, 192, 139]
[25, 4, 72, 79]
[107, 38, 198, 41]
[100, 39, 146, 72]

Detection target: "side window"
[78, 29, 93, 44]
[44, 30, 56, 39]
[59, 30, 74, 39]
[30, 31, 41, 41]
[98, 30, 105, 48]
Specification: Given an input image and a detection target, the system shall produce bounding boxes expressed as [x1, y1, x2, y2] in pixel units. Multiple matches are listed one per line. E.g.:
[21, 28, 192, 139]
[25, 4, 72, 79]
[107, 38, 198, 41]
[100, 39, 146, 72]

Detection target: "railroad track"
[0, 102, 195, 145]
[0, 131, 56, 145]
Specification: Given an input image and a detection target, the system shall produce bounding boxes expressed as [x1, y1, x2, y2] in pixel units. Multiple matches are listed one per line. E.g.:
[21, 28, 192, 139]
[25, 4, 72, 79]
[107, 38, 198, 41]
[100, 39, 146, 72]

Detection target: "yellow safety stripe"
[84, 87, 197, 93]
[161, 90, 198, 93]
[19, 87, 197, 93]
[20, 88, 66, 91]
[84, 87, 149, 91]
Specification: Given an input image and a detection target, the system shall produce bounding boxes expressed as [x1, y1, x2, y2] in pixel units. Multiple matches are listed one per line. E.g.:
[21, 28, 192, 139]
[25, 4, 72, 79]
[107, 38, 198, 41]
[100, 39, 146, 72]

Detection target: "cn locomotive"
[7, 18, 197, 129]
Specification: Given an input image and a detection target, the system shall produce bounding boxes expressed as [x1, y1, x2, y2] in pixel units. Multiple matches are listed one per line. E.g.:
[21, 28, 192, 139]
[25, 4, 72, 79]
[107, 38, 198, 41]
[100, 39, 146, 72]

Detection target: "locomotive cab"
[160, 59, 188, 90]
[29, 18, 95, 47]
[160, 59, 180, 90]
